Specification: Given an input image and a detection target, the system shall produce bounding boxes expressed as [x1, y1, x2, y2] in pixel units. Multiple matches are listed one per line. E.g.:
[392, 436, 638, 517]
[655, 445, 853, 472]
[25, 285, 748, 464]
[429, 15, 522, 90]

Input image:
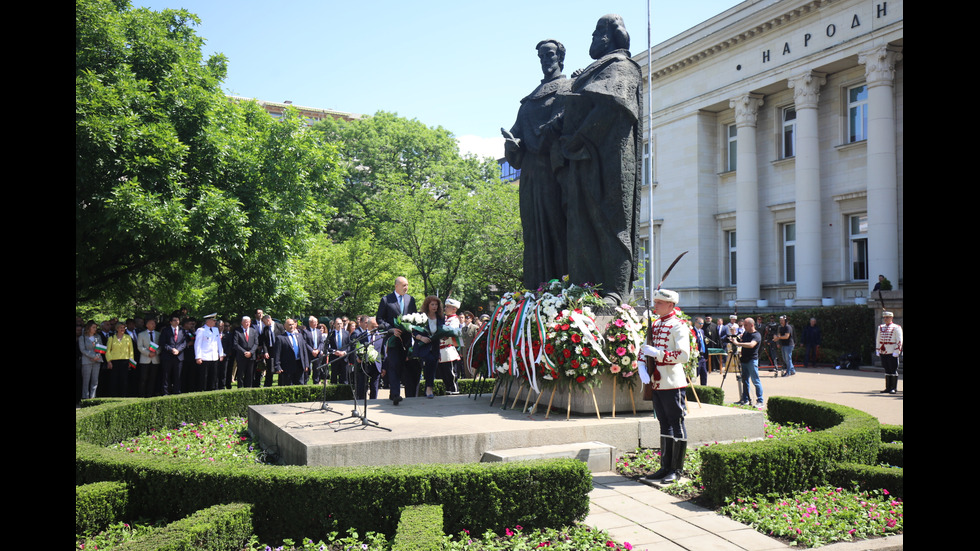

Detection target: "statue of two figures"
[503, 14, 643, 305]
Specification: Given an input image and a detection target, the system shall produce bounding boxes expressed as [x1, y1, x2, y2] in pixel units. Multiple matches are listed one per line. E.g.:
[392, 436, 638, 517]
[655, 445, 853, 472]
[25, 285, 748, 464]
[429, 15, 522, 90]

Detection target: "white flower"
[565, 370, 576, 376]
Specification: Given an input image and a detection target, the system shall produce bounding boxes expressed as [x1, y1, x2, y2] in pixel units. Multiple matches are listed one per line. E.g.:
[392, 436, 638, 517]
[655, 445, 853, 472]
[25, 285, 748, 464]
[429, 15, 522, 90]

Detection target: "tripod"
[295, 354, 343, 418]
[719, 340, 744, 401]
[330, 330, 392, 432]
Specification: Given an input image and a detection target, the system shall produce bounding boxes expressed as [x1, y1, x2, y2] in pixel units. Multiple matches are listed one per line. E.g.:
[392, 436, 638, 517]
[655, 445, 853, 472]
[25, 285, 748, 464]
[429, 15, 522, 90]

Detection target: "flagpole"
[646, 0, 655, 300]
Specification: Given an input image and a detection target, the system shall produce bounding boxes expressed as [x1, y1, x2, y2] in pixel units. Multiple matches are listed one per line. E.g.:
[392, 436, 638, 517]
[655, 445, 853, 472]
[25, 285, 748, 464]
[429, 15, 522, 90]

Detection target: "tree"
[76, 0, 340, 316]
[315, 112, 522, 301]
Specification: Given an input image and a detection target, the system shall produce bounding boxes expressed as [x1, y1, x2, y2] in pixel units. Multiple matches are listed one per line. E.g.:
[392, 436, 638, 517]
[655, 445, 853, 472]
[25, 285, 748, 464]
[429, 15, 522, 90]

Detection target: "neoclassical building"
[632, 0, 902, 310]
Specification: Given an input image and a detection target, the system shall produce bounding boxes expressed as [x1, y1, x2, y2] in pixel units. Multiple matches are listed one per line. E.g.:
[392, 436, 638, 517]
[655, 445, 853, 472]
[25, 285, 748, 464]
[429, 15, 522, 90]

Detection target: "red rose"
[576, 375, 586, 383]
[571, 333, 582, 343]
[563, 348, 571, 358]
[590, 358, 599, 367]
[544, 343, 555, 354]
[582, 347, 591, 357]
[561, 324, 570, 331]
[570, 360, 579, 368]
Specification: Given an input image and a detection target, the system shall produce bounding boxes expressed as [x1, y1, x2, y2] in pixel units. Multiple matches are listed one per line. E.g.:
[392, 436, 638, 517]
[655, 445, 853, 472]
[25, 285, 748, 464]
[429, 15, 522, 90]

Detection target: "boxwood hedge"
[699, 396, 882, 504]
[75, 385, 591, 543]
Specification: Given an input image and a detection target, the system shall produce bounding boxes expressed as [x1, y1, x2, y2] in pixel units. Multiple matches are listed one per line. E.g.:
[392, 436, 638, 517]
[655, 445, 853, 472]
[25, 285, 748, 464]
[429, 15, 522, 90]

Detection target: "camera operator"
[773, 315, 796, 376]
[730, 317, 763, 408]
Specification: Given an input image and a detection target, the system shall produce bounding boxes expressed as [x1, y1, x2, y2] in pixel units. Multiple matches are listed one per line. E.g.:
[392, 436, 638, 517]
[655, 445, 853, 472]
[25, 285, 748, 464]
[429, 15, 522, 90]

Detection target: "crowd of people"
[75, 283, 490, 408]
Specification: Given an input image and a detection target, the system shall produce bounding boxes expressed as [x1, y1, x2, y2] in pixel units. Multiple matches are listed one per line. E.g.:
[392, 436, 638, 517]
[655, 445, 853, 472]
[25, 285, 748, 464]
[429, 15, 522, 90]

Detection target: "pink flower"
[616, 347, 627, 357]
[505, 528, 514, 536]
[614, 319, 625, 327]
[624, 544, 633, 550]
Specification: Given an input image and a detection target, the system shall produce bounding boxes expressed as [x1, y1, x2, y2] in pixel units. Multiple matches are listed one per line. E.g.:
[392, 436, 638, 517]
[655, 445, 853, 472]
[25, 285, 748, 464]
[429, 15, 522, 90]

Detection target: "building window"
[499, 160, 521, 182]
[636, 237, 651, 294]
[727, 124, 737, 171]
[783, 223, 796, 284]
[782, 107, 796, 158]
[727, 230, 737, 286]
[849, 214, 868, 280]
[847, 84, 868, 143]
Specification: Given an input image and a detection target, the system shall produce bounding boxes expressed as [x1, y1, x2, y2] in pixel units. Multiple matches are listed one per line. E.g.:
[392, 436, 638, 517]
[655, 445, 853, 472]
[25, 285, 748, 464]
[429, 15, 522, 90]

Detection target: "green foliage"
[880, 424, 903, 443]
[699, 397, 880, 504]
[722, 486, 902, 547]
[114, 503, 254, 551]
[76, 481, 130, 536]
[393, 505, 445, 551]
[827, 462, 904, 498]
[76, 0, 341, 317]
[76, 386, 591, 543]
[297, 230, 411, 319]
[877, 443, 903, 468]
[315, 112, 522, 302]
[686, 384, 724, 405]
[739, 306, 875, 364]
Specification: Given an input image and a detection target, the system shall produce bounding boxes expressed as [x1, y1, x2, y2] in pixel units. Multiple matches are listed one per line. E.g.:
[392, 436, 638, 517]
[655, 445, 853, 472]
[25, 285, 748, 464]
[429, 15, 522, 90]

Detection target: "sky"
[134, 0, 744, 159]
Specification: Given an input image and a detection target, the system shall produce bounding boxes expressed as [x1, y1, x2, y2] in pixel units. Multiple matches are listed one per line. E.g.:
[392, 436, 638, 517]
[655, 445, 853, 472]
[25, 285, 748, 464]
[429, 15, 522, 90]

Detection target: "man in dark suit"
[258, 314, 281, 387]
[351, 315, 383, 400]
[304, 315, 326, 385]
[375, 276, 418, 404]
[160, 315, 187, 395]
[233, 315, 260, 388]
[326, 317, 351, 385]
[275, 318, 309, 386]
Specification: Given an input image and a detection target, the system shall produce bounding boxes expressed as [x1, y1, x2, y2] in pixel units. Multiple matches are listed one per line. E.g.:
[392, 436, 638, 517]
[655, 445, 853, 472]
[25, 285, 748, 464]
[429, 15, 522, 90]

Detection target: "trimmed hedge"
[699, 397, 880, 504]
[881, 424, 903, 443]
[115, 502, 253, 551]
[76, 481, 129, 536]
[76, 385, 591, 543]
[877, 442, 903, 468]
[687, 385, 724, 406]
[392, 505, 445, 551]
[827, 463, 904, 498]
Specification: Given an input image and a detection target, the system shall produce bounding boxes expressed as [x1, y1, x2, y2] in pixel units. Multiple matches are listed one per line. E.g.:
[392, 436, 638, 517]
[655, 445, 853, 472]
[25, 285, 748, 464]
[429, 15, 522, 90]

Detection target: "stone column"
[730, 93, 764, 307]
[859, 46, 902, 292]
[788, 71, 826, 306]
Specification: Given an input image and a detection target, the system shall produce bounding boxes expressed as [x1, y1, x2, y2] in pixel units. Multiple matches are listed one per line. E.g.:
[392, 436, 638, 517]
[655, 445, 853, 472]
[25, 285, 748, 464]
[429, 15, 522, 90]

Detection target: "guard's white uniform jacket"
[194, 325, 225, 361]
[875, 322, 903, 356]
[439, 313, 461, 363]
[645, 312, 691, 390]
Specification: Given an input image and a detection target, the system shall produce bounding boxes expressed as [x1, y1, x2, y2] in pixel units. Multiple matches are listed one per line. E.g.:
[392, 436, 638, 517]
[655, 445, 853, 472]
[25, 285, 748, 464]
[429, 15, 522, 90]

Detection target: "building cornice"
[646, 0, 833, 80]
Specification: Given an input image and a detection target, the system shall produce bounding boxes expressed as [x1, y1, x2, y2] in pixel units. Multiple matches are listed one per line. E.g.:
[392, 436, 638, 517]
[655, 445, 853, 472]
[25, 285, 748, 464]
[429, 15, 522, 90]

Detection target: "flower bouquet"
[603, 304, 644, 416]
[546, 306, 609, 418]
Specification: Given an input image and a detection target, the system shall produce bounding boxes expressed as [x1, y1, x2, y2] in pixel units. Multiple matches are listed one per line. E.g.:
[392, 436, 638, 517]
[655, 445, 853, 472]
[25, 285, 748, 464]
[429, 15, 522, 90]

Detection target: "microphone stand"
[295, 353, 342, 418]
[331, 330, 392, 432]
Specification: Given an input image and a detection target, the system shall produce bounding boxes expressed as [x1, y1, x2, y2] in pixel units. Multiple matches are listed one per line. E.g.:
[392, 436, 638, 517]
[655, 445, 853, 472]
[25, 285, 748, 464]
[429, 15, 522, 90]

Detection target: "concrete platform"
[247, 394, 764, 467]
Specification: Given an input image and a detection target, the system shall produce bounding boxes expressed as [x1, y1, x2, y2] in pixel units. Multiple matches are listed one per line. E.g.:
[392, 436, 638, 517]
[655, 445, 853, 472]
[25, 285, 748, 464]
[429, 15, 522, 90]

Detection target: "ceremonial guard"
[638, 288, 691, 483]
[875, 311, 903, 394]
[194, 313, 225, 392]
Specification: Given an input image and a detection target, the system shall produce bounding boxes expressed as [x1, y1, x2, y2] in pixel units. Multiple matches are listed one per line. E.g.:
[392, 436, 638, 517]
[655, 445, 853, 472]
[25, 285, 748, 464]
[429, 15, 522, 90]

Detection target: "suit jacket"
[137, 329, 161, 364]
[274, 332, 309, 375]
[376, 292, 417, 349]
[161, 325, 187, 361]
[304, 326, 326, 364]
[259, 323, 280, 363]
[327, 329, 351, 366]
[233, 326, 260, 362]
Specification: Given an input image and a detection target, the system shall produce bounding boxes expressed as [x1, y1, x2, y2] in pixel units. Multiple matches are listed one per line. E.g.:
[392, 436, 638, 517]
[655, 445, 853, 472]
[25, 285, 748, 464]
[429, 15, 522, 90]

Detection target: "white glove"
[641, 344, 660, 358]
[638, 359, 651, 384]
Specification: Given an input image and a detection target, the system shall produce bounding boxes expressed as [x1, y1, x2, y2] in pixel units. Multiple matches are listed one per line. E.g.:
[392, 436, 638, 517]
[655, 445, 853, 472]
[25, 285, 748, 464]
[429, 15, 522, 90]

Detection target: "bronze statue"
[502, 39, 571, 291]
[558, 14, 642, 304]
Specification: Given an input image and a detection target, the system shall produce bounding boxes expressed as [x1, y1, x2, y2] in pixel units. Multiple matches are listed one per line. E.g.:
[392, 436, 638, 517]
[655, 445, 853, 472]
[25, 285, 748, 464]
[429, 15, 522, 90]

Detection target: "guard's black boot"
[646, 437, 673, 480]
[661, 439, 688, 484]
